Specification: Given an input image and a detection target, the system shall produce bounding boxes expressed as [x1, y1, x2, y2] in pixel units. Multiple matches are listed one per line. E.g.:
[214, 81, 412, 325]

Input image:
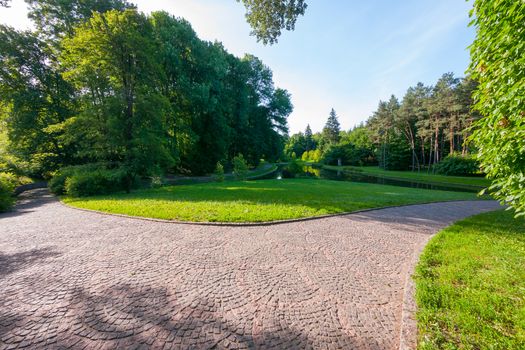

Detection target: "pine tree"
[304, 124, 313, 151]
[322, 108, 341, 144]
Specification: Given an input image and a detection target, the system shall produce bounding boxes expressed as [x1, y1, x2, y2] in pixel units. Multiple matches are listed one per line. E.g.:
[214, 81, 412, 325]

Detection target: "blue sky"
[0, 0, 475, 134]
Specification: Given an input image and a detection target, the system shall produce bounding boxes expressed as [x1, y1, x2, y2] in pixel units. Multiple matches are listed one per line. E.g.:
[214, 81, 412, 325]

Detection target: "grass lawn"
[322, 165, 491, 188]
[415, 210, 525, 349]
[64, 178, 480, 223]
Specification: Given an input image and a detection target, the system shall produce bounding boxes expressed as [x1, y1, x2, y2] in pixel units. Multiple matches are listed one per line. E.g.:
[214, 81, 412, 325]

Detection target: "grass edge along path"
[64, 178, 481, 223]
[414, 210, 525, 349]
[322, 165, 491, 188]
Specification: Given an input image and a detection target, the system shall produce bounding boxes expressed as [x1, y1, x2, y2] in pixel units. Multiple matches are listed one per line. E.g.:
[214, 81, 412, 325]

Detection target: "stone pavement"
[0, 189, 500, 349]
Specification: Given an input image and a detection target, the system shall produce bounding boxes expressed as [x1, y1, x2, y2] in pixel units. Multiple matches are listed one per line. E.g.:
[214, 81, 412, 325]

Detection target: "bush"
[283, 159, 303, 178]
[435, 154, 480, 176]
[65, 168, 133, 197]
[301, 149, 322, 163]
[233, 154, 249, 180]
[49, 164, 100, 195]
[50, 164, 136, 197]
[214, 162, 225, 182]
[0, 173, 16, 212]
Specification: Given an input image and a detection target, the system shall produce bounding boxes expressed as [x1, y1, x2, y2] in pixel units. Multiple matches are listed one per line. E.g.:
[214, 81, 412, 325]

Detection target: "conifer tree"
[304, 124, 313, 151]
[322, 108, 341, 145]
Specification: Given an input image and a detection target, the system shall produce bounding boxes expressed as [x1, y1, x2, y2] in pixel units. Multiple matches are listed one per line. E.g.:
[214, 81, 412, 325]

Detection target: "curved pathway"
[0, 190, 500, 349]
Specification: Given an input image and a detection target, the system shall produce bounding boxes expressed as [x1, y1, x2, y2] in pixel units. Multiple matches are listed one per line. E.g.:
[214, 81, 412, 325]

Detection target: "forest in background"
[0, 0, 292, 186]
[285, 72, 480, 174]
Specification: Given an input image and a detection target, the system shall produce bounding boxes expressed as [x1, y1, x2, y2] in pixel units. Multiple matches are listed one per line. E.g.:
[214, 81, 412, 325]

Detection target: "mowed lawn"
[415, 210, 525, 349]
[64, 178, 480, 222]
[323, 165, 491, 187]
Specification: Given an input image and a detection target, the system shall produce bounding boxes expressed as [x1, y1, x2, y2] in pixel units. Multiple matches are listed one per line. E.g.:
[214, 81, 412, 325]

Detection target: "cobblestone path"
[0, 189, 500, 349]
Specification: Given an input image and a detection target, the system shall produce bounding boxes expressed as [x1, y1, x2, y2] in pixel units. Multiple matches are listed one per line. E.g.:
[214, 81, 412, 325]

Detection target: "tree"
[238, 0, 308, 44]
[0, 25, 75, 176]
[284, 133, 306, 159]
[469, 0, 525, 216]
[60, 10, 173, 179]
[233, 154, 249, 179]
[322, 108, 341, 145]
[304, 124, 314, 151]
[2, 2, 293, 183]
[25, 0, 135, 41]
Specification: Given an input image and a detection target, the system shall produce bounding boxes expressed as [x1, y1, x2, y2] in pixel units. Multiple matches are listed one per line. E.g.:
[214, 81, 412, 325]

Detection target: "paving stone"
[0, 189, 500, 349]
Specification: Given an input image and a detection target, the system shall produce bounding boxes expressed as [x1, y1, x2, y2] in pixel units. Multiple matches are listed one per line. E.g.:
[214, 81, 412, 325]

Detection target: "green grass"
[322, 165, 491, 187]
[415, 210, 525, 349]
[64, 178, 480, 223]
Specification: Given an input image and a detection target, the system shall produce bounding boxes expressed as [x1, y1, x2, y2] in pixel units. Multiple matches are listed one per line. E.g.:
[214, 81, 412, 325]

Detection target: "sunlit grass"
[415, 210, 525, 349]
[64, 178, 480, 222]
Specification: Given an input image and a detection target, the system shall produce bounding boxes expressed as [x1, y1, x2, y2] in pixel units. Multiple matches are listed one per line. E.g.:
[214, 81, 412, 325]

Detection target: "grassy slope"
[64, 178, 479, 222]
[415, 210, 525, 349]
[323, 165, 491, 187]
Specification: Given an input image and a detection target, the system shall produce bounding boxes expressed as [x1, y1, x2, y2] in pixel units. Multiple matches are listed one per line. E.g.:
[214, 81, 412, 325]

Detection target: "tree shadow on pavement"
[42, 283, 365, 349]
[0, 188, 56, 220]
[0, 247, 61, 279]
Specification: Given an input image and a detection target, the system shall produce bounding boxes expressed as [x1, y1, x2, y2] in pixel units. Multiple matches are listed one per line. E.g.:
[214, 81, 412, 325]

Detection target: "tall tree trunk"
[420, 137, 426, 169]
[427, 133, 433, 174]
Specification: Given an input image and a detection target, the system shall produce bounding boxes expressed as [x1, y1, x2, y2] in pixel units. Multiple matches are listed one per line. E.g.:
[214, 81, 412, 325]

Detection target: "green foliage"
[322, 108, 341, 145]
[1, 6, 293, 181]
[232, 154, 249, 179]
[366, 76, 479, 173]
[301, 149, 322, 163]
[65, 167, 133, 197]
[0, 172, 16, 212]
[214, 162, 225, 182]
[64, 178, 479, 223]
[61, 10, 174, 177]
[342, 125, 374, 151]
[238, 0, 307, 44]
[26, 0, 134, 40]
[469, 0, 525, 216]
[0, 26, 75, 177]
[283, 159, 302, 178]
[322, 143, 375, 166]
[434, 153, 479, 176]
[49, 164, 102, 195]
[415, 210, 525, 349]
[380, 136, 411, 170]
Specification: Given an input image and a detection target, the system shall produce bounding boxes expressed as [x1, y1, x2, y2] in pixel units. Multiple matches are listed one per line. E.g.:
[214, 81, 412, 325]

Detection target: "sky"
[0, 0, 475, 134]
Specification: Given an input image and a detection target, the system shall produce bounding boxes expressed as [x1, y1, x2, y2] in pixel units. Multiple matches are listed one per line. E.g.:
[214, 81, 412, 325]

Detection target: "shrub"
[150, 176, 163, 188]
[435, 154, 480, 176]
[233, 154, 249, 180]
[49, 164, 100, 195]
[301, 149, 322, 163]
[283, 159, 303, 178]
[50, 164, 136, 197]
[65, 168, 132, 197]
[214, 162, 225, 182]
[0, 173, 16, 212]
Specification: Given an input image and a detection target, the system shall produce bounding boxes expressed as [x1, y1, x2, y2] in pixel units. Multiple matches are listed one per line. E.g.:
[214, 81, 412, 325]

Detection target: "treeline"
[286, 73, 480, 173]
[0, 0, 292, 183]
